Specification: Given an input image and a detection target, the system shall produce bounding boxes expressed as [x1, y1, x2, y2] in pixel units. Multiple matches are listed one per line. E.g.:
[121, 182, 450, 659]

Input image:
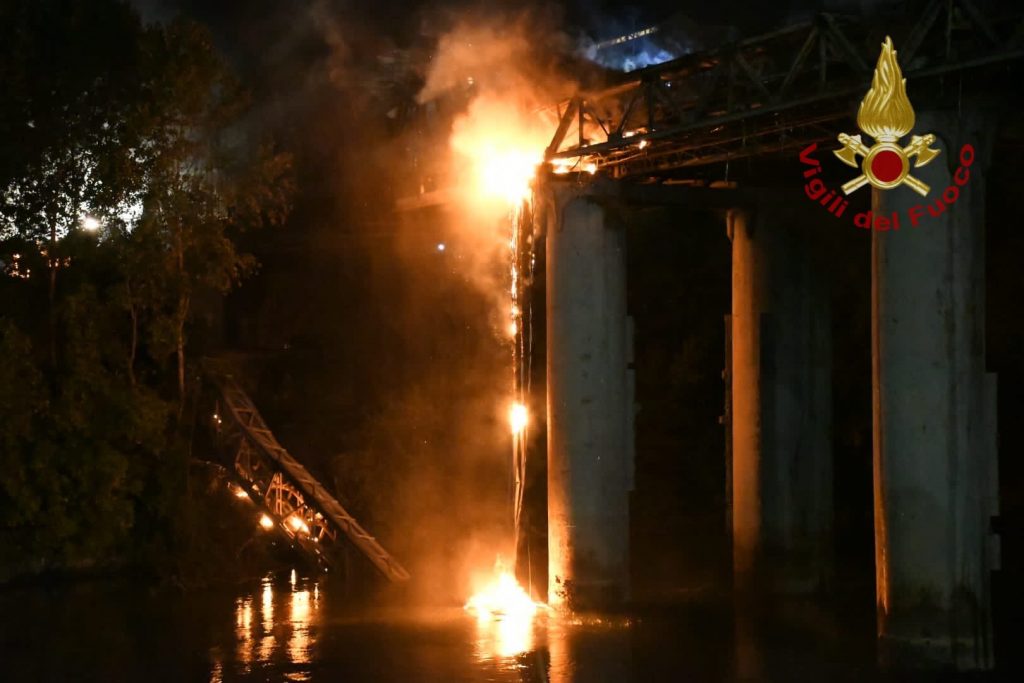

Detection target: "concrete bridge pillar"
[543, 182, 631, 610]
[870, 109, 999, 669]
[728, 206, 833, 596]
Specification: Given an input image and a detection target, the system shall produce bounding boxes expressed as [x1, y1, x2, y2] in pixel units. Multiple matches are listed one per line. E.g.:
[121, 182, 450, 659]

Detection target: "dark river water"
[0, 571, 935, 682]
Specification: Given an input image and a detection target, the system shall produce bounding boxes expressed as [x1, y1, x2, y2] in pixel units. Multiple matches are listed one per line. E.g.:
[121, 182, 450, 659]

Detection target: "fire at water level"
[465, 561, 545, 659]
[456, 108, 547, 655]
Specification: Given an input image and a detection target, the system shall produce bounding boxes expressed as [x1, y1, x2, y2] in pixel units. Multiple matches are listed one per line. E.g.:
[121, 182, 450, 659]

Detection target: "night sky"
[130, 0, 839, 55]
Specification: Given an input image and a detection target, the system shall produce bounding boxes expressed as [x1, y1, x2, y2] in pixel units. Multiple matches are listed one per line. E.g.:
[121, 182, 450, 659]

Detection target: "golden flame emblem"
[834, 37, 940, 196]
[857, 37, 915, 142]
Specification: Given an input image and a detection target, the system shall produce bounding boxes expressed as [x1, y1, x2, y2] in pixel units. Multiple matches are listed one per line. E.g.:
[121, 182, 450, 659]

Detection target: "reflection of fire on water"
[232, 574, 320, 677]
[465, 560, 545, 659]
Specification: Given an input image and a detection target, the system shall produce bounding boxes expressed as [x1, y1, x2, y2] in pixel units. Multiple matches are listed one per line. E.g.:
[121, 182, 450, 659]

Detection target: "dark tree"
[0, 0, 292, 580]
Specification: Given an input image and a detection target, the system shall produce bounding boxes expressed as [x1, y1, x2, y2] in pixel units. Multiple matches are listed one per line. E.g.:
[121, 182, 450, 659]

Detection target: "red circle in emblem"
[871, 149, 904, 183]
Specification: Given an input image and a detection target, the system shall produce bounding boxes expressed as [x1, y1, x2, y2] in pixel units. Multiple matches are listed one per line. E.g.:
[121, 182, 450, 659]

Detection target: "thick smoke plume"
[375, 13, 575, 602]
[418, 16, 572, 318]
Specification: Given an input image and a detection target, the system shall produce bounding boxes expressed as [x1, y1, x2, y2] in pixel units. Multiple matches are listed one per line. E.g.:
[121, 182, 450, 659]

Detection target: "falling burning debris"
[259, 514, 275, 530]
[509, 402, 529, 436]
[419, 17, 557, 628]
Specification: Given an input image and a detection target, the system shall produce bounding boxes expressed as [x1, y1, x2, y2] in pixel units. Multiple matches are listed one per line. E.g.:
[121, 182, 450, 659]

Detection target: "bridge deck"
[546, 0, 1024, 178]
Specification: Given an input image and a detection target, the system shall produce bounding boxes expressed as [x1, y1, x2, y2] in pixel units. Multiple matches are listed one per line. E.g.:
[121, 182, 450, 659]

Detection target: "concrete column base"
[871, 108, 999, 670]
[541, 180, 631, 611]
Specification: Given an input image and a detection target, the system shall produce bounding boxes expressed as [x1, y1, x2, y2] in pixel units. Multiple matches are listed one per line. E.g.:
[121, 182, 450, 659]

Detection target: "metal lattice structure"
[209, 371, 410, 582]
[545, 0, 1024, 178]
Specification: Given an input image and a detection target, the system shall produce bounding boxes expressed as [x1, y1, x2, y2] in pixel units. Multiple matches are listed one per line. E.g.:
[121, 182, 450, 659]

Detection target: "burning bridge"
[399, 0, 1023, 671]
[207, 367, 410, 583]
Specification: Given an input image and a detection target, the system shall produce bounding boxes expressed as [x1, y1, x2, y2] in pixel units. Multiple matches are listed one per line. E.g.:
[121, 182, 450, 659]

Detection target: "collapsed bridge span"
[207, 368, 410, 583]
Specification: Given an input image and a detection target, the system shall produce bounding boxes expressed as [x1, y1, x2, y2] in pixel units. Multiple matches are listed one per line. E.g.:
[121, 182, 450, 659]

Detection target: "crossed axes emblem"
[835, 37, 944, 197]
[834, 132, 941, 196]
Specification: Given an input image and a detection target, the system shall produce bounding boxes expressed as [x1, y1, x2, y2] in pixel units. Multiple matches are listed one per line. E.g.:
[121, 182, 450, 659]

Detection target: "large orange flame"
[465, 558, 544, 659]
[450, 96, 549, 208]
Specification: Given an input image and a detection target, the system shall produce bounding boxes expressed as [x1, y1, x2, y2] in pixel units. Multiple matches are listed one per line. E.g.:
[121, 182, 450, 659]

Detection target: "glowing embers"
[549, 157, 598, 175]
[287, 514, 310, 535]
[508, 301, 521, 338]
[258, 510, 311, 536]
[466, 562, 544, 659]
[508, 402, 529, 436]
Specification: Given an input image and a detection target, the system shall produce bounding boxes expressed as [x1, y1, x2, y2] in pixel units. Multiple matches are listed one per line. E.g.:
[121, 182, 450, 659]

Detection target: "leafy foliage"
[0, 0, 292, 581]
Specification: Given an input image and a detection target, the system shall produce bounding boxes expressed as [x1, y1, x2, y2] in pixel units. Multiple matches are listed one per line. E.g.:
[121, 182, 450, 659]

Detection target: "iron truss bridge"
[208, 368, 410, 582]
[546, 0, 1024, 179]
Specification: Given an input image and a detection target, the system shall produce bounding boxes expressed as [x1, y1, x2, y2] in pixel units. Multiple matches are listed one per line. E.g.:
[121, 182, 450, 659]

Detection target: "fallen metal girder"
[210, 371, 411, 582]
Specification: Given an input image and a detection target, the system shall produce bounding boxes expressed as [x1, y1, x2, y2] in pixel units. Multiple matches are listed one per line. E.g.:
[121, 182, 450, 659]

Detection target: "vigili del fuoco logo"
[798, 36, 975, 230]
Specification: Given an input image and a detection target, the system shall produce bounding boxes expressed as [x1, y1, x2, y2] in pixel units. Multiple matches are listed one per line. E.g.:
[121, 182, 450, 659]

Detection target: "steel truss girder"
[545, 0, 1024, 178]
[210, 372, 410, 582]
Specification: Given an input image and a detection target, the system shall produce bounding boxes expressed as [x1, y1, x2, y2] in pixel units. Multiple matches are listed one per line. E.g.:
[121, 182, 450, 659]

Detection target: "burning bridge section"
[390, 0, 1023, 672]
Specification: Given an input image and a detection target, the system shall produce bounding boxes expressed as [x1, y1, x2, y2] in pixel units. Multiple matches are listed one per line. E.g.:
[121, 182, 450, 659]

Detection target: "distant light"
[81, 216, 101, 231]
[259, 514, 274, 530]
[437, 243, 446, 252]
